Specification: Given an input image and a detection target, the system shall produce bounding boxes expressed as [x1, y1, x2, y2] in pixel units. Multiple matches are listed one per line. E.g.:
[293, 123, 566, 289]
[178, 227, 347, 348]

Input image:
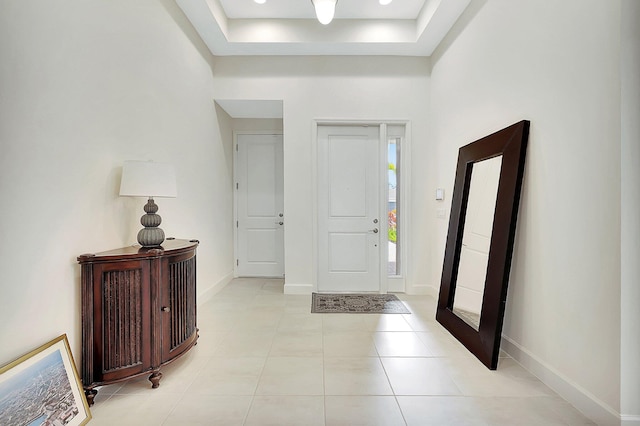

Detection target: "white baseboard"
[622, 415, 640, 425]
[284, 283, 313, 295]
[197, 272, 233, 305]
[501, 336, 621, 426]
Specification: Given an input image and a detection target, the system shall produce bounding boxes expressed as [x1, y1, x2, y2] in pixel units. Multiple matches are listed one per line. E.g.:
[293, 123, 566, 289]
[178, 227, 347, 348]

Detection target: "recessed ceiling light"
[254, 0, 266, 4]
[379, 0, 393, 5]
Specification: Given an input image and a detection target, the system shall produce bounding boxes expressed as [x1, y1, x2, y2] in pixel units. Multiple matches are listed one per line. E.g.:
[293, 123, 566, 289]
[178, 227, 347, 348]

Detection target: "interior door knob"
[370, 228, 379, 233]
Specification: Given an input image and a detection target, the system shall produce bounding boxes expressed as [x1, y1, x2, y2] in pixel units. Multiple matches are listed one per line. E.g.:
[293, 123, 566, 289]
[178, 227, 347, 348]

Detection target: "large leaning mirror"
[436, 120, 529, 370]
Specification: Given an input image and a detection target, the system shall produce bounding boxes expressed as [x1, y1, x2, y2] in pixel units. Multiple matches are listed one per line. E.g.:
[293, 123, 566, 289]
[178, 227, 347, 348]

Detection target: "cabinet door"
[93, 260, 152, 382]
[161, 250, 198, 363]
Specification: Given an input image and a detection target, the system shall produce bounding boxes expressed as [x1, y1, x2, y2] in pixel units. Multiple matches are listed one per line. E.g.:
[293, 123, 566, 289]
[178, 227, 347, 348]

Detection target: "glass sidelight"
[388, 136, 401, 276]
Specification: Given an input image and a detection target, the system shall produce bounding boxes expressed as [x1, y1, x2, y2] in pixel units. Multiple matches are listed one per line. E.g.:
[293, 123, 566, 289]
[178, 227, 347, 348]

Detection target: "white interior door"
[317, 125, 381, 292]
[236, 133, 284, 277]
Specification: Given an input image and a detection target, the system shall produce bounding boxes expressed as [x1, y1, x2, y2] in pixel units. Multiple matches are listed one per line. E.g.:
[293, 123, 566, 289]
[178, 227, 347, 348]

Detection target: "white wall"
[0, 0, 233, 366]
[211, 56, 430, 293]
[428, 0, 623, 424]
[620, 0, 640, 423]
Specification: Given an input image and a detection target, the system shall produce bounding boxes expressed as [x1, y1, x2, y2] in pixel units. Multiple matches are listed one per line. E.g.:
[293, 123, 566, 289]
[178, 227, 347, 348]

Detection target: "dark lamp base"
[138, 227, 165, 247]
[137, 197, 165, 247]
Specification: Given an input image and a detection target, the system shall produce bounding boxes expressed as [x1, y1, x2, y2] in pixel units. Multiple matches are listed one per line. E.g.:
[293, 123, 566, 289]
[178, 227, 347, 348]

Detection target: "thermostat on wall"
[436, 188, 445, 201]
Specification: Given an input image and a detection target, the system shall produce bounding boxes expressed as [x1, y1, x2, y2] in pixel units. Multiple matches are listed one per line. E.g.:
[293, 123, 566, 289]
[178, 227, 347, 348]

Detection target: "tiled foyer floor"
[89, 278, 595, 425]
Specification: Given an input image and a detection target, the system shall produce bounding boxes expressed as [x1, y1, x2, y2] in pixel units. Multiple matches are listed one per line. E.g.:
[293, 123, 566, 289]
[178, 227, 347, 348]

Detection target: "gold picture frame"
[0, 334, 92, 425]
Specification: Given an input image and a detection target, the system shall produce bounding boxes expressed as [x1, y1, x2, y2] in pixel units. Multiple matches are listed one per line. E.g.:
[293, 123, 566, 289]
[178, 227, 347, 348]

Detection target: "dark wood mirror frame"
[436, 120, 530, 370]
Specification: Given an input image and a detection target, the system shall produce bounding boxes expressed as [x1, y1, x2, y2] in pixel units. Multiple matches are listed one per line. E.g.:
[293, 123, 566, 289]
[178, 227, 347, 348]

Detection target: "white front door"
[317, 125, 381, 292]
[235, 133, 284, 277]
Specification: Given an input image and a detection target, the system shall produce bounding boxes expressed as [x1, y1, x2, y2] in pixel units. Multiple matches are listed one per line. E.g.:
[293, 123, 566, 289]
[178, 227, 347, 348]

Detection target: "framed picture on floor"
[0, 334, 92, 426]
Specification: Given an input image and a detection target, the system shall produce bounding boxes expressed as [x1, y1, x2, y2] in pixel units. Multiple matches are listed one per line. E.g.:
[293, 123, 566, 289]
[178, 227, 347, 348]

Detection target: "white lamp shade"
[312, 0, 337, 25]
[119, 161, 177, 198]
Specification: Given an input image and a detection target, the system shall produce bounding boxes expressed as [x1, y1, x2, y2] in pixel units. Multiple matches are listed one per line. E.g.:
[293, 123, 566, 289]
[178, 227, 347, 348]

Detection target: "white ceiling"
[219, 0, 427, 20]
[176, 0, 471, 56]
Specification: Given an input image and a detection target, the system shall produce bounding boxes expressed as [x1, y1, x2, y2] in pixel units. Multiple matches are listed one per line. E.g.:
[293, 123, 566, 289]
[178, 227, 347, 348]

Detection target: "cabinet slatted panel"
[169, 256, 196, 350]
[102, 269, 143, 371]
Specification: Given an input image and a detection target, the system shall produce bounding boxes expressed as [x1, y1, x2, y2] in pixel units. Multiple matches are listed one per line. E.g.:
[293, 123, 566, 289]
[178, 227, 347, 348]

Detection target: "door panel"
[236, 133, 284, 277]
[318, 126, 380, 292]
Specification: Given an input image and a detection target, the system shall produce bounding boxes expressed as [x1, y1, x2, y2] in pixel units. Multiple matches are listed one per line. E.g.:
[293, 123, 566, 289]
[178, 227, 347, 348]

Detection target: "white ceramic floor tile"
[441, 356, 557, 397]
[368, 314, 414, 331]
[162, 394, 252, 426]
[323, 331, 379, 357]
[260, 279, 285, 294]
[185, 357, 265, 395]
[278, 313, 324, 332]
[212, 330, 276, 357]
[325, 396, 406, 426]
[251, 294, 288, 308]
[402, 312, 441, 332]
[255, 356, 324, 395]
[374, 331, 433, 357]
[196, 311, 244, 330]
[88, 393, 179, 426]
[269, 330, 324, 356]
[480, 396, 598, 426]
[284, 298, 314, 314]
[187, 330, 228, 355]
[398, 396, 494, 426]
[324, 357, 393, 395]
[416, 330, 476, 358]
[381, 357, 462, 395]
[322, 314, 380, 332]
[244, 396, 325, 426]
[232, 310, 283, 331]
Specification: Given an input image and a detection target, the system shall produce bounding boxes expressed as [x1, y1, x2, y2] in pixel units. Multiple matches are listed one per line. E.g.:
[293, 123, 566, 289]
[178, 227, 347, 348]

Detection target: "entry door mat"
[311, 293, 411, 314]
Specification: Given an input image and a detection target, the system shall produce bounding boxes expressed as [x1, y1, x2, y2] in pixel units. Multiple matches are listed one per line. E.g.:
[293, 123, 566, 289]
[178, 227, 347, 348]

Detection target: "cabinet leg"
[149, 370, 163, 388]
[84, 388, 98, 406]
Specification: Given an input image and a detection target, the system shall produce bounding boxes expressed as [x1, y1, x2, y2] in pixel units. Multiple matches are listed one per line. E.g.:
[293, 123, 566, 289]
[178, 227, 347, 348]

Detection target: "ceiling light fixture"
[254, 0, 266, 4]
[311, 0, 337, 25]
[379, 0, 393, 4]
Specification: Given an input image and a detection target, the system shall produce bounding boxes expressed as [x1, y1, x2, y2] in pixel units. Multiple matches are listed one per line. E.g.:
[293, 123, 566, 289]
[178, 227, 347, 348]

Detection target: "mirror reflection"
[452, 155, 503, 330]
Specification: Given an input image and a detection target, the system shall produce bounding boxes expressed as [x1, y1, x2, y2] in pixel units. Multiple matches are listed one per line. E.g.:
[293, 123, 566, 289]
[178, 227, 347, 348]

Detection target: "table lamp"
[119, 160, 177, 247]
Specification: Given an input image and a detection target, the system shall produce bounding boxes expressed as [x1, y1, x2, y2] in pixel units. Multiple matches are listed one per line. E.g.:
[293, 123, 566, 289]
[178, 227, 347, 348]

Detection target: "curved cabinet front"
[78, 239, 198, 405]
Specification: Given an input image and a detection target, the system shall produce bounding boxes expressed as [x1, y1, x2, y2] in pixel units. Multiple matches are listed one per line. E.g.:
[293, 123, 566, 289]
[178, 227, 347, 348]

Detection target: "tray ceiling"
[176, 0, 471, 56]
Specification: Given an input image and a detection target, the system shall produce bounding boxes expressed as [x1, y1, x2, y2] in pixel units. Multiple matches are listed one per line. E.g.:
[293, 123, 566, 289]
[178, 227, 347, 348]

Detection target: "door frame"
[311, 120, 411, 293]
[233, 130, 285, 278]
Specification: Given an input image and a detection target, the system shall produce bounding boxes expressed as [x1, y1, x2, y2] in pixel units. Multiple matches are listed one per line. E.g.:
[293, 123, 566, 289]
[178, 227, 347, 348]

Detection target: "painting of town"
[0, 335, 91, 426]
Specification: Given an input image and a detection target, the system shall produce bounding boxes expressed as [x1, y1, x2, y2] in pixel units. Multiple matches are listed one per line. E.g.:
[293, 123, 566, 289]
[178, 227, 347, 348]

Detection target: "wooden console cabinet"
[78, 238, 199, 405]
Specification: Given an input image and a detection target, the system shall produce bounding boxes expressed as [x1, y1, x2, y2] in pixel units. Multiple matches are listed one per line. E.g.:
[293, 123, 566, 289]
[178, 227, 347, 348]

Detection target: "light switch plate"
[436, 188, 445, 201]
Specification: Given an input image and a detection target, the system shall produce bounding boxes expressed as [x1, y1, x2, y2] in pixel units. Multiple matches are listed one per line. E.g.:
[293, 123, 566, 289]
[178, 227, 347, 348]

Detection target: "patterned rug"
[311, 293, 411, 314]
